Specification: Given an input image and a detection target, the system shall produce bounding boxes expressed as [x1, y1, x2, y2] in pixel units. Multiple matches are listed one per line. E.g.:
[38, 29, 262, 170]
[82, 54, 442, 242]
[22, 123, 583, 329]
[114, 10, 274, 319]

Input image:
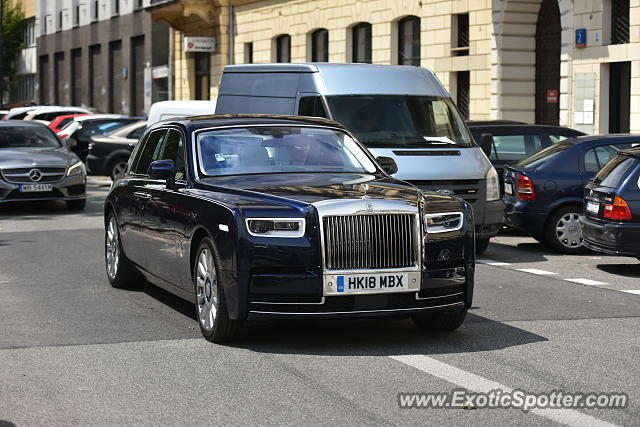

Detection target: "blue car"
[502, 134, 640, 254]
[581, 148, 640, 259]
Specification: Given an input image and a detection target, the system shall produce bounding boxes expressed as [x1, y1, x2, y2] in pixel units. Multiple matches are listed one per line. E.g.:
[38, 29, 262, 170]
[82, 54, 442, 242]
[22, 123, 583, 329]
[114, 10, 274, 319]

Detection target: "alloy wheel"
[106, 216, 120, 279]
[555, 212, 583, 249]
[112, 161, 127, 179]
[196, 248, 218, 331]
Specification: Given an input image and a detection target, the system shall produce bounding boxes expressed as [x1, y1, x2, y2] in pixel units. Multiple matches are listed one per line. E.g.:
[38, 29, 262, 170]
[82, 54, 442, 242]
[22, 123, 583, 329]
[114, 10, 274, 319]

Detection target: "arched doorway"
[535, 0, 561, 125]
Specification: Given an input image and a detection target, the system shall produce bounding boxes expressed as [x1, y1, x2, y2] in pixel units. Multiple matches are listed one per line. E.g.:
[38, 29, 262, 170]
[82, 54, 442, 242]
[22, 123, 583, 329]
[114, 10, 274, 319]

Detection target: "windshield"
[0, 125, 61, 148]
[326, 95, 473, 148]
[517, 139, 575, 168]
[197, 126, 378, 177]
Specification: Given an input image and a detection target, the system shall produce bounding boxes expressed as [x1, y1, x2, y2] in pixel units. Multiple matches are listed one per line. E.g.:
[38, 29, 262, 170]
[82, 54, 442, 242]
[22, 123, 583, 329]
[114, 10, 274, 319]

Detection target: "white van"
[147, 100, 217, 126]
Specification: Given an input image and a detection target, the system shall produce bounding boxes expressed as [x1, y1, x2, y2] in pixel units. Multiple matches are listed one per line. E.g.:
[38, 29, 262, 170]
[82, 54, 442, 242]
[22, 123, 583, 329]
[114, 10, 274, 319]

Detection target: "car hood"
[200, 173, 422, 205]
[0, 147, 71, 169]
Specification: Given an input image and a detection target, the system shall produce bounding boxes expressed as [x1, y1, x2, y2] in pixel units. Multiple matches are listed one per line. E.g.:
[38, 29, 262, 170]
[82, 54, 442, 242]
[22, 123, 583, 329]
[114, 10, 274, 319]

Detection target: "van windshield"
[326, 95, 473, 148]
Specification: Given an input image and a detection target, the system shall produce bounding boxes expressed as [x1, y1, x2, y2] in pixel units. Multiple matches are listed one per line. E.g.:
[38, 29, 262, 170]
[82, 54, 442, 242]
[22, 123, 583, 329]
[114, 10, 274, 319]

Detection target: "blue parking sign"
[575, 29, 587, 48]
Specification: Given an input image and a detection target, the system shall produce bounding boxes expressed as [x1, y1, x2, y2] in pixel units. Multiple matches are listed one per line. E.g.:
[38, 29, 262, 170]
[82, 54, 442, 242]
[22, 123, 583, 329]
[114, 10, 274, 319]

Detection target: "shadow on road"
[596, 263, 640, 278]
[483, 241, 549, 264]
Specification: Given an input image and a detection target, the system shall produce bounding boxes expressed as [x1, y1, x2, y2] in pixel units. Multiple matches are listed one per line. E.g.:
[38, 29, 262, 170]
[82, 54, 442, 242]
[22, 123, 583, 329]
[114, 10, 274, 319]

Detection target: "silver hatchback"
[0, 121, 87, 210]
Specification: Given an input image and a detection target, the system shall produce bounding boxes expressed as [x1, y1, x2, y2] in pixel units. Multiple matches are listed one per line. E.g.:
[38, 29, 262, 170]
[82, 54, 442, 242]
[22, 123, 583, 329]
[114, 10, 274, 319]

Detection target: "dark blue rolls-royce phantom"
[104, 115, 475, 342]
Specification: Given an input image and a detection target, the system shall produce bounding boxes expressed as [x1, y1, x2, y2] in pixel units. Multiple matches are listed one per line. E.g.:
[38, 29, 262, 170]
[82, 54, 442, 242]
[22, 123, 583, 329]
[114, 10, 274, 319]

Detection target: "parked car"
[3, 106, 44, 120]
[60, 115, 139, 160]
[216, 63, 504, 253]
[503, 134, 640, 253]
[104, 115, 475, 342]
[86, 120, 147, 179]
[48, 113, 91, 133]
[147, 100, 217, 126]
[0, 121, 86, 210]
[581, 148, 640, 259]
[467, 121, 585, 193]
[23, 106, 92, 123]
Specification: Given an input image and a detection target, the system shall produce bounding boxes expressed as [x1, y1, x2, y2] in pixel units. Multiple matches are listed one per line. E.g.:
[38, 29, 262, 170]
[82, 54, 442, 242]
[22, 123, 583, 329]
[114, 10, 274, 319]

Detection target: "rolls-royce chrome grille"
[323, 214, 417, 270]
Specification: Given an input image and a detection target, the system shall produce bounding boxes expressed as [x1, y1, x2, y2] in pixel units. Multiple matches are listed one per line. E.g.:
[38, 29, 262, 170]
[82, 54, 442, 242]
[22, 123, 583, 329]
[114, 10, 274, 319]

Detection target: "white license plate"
[332, 273, 409, 295]
[19, 184, 53, 192]
[586, 201, 599, 214]
[504, 182, 513, 195]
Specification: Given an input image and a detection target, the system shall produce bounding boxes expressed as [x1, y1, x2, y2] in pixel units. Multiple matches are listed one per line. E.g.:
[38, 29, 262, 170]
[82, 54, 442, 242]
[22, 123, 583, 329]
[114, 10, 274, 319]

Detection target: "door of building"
[535, 0, 561, 125]
[609, 62, 631, 133]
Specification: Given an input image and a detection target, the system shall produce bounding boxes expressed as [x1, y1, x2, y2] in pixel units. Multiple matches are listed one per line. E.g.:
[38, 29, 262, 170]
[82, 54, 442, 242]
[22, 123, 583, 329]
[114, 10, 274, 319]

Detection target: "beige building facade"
[147, 0, 640, 134]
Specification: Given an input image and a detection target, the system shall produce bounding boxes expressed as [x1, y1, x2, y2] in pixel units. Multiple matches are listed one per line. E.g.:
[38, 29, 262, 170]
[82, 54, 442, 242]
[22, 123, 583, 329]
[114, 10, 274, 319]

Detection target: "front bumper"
[580, 216, 640, 257]
[0, 173, 86, 203]
[475, 199, 504, 238]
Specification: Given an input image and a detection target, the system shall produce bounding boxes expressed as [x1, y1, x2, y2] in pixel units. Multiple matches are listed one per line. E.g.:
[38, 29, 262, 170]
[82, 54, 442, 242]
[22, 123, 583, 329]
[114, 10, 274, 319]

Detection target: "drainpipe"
[168, 28, 174, 100]
[227, 4, 234, 65]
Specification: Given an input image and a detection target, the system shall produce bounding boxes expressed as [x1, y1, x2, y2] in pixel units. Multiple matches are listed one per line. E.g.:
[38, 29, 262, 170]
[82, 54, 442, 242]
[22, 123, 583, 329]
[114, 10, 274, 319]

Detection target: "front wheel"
[545, 207, 587, 254]
[412, 309, 467, 332]
[194, 238, 247, 343]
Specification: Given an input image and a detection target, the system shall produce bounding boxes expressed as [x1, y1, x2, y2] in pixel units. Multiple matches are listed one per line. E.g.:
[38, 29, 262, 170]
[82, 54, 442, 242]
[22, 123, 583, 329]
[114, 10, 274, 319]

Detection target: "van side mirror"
[479, 133, 494, 158]
[376, 156, 398, 175]
[149, 159, 175, 187]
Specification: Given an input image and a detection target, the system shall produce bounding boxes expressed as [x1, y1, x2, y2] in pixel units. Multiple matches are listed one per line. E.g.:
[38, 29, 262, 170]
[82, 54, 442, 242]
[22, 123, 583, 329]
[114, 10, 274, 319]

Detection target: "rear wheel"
[412, 309, 467, 332]
[545, 206, 587, 254]
[66, 199, 86, 211]
[105, 212, 139, 289]
[194, 238, 247, 343]
[110, 158, 129, 180]
[475, 238, 490, 254]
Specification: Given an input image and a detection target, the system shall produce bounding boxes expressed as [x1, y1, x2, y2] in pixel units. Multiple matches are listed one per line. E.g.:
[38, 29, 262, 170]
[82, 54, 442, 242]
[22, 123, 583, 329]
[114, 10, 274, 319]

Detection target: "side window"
[298, 96, 328, 118]
[549, 134, 569, 144]
[128, 126, 145, 140]
[160, 129, 187, 181]
[491, 134, 542, 161]
[584, 145, 623, 173]
[133, 130, 167, 174]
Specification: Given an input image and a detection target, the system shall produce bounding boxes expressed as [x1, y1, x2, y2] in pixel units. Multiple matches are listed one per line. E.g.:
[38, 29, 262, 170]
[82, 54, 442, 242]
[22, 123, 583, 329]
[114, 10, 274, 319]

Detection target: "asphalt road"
[0, 177, 639, 426]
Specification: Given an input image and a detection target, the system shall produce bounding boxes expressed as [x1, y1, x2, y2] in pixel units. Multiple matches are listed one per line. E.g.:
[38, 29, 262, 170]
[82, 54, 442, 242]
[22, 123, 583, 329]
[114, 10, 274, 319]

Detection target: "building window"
[244, 42, 253, 63]
[275, 34, 291, 63]
[452, 13, 469, 56]
[114, 0, 120, 15]
[74, 4, 80, 27]
[352, 22, 372, 63]
[23, 18, 35, 46]
[398, 16, 420, 66]
[456, 71, 470, 120]
[93, 0, 99, 21]
[194, 52, 211, 100]
[57, 11, 63, 30]
[311, 28, 329, 62]
[611, 0, 629, 44]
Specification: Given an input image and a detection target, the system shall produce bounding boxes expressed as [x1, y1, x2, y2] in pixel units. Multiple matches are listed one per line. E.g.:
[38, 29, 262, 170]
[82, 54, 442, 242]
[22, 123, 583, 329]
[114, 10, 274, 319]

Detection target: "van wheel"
[412, 309, 467, 332]
[475, 238, 490, 254]
[545, 206, 587, 254]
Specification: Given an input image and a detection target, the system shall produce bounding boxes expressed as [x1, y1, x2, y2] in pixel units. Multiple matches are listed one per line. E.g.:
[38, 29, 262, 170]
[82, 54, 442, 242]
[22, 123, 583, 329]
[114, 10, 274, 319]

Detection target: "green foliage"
[2, 0, 27, 85]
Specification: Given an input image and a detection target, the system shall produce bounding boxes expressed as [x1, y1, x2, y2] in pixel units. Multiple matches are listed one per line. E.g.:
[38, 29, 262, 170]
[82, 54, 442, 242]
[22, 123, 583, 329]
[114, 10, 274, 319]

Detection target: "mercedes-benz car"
[0, 121, 86, 210]
[104, 115, 475, 342]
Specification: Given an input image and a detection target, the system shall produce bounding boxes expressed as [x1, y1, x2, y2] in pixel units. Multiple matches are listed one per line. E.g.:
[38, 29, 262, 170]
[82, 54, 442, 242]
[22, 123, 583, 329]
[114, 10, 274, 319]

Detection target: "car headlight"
[486, 167, 500, 201]
[424, 212, 464, 233]
[66, 161, 85, 177]
[245, 218, 305, 237]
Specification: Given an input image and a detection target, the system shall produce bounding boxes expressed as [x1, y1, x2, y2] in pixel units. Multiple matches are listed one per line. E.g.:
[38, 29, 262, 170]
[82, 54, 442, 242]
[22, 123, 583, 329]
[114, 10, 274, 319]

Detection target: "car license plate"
[586, 201, 599, 214]
[19, 184, 53, 192]
[504, 182, 513, 195]
[328, 272, 410, 295]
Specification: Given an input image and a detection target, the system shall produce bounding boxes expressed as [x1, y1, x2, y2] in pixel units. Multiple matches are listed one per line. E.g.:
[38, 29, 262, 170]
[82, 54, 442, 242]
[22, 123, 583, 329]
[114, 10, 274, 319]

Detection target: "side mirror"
[376, 156, 398, 175]
[148, 159, 175, 187]
[479, 133, 494, 158]
[64, 138, 77, 148]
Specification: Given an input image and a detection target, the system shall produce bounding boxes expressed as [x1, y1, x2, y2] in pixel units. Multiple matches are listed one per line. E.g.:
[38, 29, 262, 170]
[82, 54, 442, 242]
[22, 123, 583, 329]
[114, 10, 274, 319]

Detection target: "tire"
[475, 238, 490, 254]
[412, 309, 467, 332]
[194, 237, 247, 343]
[544, 206, 587, 254]
[105, 212, 140, 289]
[110, 158, 129, 180]
[66, 199, 86, 211]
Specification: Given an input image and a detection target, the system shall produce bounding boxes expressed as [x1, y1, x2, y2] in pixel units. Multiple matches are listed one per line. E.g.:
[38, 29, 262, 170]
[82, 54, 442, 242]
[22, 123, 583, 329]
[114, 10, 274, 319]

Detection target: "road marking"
[477, 259, 512, 266]
[565, 278, 609, 286]
[621, 290, 640, 295]
[0, 281, 8, 283]
[516, 268, 557, 275]
[391, 355, 617, 427]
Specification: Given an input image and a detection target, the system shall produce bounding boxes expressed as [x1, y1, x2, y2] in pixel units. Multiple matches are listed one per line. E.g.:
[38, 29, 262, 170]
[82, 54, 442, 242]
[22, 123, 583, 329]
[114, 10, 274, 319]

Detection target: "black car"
[104, 115, 475, 342]
[581, 148, 640, 259]
[86, 121, 147, 179]
[67, 117, 140, 160]
[503, 134, 640, 253]
[468, 122, 585, 192]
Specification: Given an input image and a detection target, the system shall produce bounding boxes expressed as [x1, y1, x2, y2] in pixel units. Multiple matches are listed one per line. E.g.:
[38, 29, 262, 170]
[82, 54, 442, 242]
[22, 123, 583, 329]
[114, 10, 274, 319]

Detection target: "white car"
[23, 106, 92, 123]
[3, 106, 44, 120]
[147, 100, 216, 126]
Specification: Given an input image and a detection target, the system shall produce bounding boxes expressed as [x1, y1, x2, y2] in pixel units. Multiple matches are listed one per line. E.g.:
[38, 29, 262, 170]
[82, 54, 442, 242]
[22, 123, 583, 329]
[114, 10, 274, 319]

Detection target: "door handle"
[134, 192, 152, 200]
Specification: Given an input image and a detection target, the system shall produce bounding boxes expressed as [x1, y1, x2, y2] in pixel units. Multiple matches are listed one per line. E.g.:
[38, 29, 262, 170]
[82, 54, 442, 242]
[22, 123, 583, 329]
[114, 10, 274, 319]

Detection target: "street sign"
[575, 29, 587, 48]
[184, 37, 216, 53]
[546, 89, 558, 104]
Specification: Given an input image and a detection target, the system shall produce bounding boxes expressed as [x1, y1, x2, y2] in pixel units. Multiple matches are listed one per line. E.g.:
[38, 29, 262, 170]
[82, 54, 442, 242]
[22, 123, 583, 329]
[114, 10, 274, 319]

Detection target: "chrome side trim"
[415, 292, 463, 301]
[251, 297, 326, 305]
[249, 301, 465, 316]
